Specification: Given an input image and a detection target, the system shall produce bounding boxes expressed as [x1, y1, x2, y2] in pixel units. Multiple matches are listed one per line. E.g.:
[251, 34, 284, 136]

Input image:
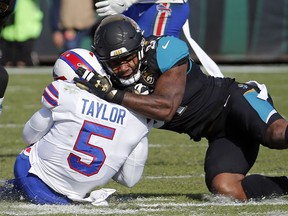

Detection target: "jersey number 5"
[67, 120, 115, 176]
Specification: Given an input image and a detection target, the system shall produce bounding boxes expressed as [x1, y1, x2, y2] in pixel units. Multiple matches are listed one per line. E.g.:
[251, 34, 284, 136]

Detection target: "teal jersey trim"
[156, 36, 189, 73]
[244, 89, 276, 123]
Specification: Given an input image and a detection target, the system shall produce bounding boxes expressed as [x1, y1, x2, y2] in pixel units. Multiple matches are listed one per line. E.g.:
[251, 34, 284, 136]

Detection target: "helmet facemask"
[102, 42, 144, 87]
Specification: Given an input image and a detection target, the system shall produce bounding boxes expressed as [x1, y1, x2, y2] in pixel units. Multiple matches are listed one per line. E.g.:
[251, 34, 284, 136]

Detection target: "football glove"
[74, 67, 125, 105]
[95, 0, 137, 16]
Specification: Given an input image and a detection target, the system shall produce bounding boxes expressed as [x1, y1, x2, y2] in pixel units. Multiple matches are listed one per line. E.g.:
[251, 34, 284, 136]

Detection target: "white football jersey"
[28, 80, 152, 201]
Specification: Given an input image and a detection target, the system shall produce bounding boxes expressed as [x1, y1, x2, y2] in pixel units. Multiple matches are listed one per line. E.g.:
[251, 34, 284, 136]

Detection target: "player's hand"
[74, 67, 125, 104]
[95, 0, 134, 16]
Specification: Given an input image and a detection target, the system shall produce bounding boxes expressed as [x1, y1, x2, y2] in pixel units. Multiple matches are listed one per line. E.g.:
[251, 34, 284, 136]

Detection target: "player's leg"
[0, 65, 9, 98]
[13, 148, 72, 205]
[157, 2, 190, 37]
[124, 4, 156, 37]
[204, 137, 259, 200]
[228, 84, 288, 198]
[206, 138, 288, 200]
[0, 65, 9, 115]
[241, 174, 288, 199]
[265, 118, 288, 149]
[227, 81, 288, 149]
[124, 3, 189, 38]
[205, 81, 288, 200]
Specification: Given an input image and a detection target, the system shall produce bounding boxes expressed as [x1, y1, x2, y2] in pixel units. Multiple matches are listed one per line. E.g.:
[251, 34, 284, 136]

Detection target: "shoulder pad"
[42, 81, 60, 109]
[156, 36, 189, 73]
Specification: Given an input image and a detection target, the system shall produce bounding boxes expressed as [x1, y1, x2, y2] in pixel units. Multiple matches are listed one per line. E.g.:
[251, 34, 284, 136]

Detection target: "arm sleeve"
[156, 36, 189, 73]
[112, 136, 148, 187]
[22, 106, 54, 145]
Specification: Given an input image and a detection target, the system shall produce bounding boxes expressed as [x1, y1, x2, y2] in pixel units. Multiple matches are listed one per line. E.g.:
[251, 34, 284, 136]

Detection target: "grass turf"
[0, 67, 288, 215]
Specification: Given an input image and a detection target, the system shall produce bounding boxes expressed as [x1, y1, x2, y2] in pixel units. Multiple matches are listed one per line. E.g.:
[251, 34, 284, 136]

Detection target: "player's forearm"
[121, 65, 186, 121]
[113, 136, 148, 187]
[122, 92, 177, 121]
[22, 107, 53, 144]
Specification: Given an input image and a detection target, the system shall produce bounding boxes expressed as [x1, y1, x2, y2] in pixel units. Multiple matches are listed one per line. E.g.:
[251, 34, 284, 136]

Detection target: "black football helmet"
[92, 14, 145, 86]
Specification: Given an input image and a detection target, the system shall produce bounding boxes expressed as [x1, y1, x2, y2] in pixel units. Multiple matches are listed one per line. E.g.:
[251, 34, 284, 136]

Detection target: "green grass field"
[1, 66, 288, 215]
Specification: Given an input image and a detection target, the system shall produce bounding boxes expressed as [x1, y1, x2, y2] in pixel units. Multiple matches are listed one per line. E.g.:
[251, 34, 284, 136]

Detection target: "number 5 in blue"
[68, 120, 115, 176]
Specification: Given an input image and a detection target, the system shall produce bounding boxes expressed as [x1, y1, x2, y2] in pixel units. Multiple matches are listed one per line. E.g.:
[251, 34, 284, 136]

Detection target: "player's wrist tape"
[106, 89, 125, 105]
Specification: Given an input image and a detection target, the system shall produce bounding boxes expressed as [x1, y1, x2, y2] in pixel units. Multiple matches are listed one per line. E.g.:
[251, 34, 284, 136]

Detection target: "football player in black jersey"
[0, 0, 17, 114]
[74, 14, 288, 201]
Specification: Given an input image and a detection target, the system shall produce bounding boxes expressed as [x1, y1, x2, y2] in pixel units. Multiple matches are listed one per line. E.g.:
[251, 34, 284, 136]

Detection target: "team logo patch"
[156, 4, 172, 16]
[110, 47, 128, 57]
[142, 71, 156, 85]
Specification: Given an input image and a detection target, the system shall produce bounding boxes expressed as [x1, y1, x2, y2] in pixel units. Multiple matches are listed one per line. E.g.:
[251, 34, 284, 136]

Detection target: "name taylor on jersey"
[80, 98, 126, 126]
[43, 81, 128, 127]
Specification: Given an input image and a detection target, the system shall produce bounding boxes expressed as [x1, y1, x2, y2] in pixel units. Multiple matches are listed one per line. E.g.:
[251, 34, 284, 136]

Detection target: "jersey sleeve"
[41, 81, 60, 109]
[22, 107, 54, 145]
[112, 135, 148, 187]
[156, 36, 189, 73]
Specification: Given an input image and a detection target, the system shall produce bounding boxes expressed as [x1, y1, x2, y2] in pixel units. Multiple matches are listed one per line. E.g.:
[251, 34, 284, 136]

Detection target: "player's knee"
[210, 173, 247, 200]
[265, 119, 288, 149]
[211, 178, 237, 197]
[211, 180, 234, 197]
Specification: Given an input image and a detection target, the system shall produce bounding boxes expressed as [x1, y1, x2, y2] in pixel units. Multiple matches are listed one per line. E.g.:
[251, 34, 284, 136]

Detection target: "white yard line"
[1, 197, 288, 216]
[0, 124, 24, 128]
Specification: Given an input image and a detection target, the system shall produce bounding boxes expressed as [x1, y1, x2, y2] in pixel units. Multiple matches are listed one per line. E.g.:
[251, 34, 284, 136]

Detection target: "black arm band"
[110, 90, 125, 105]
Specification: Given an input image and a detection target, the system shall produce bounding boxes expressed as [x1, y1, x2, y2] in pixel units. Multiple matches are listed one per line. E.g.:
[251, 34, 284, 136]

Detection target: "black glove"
[74, 67, 125, 105]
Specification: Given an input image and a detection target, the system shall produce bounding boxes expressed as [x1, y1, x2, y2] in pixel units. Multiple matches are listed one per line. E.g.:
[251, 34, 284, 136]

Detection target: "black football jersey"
[137, 35, 235, 141]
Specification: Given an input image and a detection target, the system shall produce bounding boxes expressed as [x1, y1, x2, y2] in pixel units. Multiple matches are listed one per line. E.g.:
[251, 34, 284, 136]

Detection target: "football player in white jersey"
[2, 48, 153, 205]
[95, 0, 189, 37]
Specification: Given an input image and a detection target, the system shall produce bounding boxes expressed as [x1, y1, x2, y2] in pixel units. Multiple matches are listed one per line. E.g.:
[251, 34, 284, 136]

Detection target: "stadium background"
[35, 0, 288, 65]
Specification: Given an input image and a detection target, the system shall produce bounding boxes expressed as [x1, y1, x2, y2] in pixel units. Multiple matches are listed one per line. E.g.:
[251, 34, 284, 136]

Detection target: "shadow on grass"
[114, 193, 206, 202]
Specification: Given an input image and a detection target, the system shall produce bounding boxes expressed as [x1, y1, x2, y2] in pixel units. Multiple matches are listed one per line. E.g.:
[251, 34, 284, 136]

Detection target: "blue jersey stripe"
[42, 83, 58, 107]
[47, 84, 59, 98]
[43, 91, 57, 107]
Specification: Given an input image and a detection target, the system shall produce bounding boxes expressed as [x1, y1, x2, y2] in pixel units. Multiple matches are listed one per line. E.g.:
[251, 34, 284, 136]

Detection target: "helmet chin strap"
[118, 67, 141, 86]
